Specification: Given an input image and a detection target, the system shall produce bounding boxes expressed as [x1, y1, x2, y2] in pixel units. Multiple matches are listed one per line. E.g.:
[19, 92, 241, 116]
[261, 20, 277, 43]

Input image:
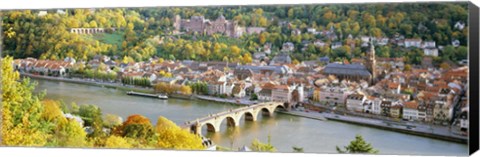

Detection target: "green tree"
[250, 135, 276, 152]
[51, 117, 88, 147]
[292, 146, 304, 153]
[103, 114, 123, 129]
[336, 134, 379, 154]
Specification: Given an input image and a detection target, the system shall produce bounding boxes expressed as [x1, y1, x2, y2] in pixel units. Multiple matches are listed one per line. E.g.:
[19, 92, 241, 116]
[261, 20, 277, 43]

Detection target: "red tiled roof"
[261, 82, 277, 90]
[388, 82, 399, 89]
[404, 101, 418, 109]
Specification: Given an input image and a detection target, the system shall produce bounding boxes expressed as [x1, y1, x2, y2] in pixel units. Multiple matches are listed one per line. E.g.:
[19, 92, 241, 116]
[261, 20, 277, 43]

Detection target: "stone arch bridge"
[184, 102, 289, 135]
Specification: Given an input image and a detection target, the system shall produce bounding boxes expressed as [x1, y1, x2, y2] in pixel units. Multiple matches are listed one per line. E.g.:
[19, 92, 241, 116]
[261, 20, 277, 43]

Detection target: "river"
[32, 78, 468, 156]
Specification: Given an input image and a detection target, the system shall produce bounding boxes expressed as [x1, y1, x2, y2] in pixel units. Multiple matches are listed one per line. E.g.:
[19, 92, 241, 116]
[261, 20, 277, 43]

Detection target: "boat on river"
[126, 91, 168, 99]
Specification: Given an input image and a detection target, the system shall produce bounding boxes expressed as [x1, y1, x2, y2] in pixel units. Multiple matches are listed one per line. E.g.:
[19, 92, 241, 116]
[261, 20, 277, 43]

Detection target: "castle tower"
[173, 15, 181, 33]
[366, 39, 377, 84]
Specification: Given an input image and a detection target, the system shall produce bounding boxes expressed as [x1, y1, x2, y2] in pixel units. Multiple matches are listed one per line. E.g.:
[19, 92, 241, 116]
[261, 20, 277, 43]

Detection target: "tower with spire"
[366, 38, 377, 84]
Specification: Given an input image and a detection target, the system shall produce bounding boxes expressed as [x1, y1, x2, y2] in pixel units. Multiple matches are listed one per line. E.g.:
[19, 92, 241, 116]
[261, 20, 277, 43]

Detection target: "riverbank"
[21, 73, 154, 94]
[320, 112, 468, 144]
[195, 95, 256, 106]
[277, 110, 327, 121]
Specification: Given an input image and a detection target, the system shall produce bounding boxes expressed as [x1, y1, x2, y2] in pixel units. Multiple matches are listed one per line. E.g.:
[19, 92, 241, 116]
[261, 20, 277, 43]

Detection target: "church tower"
[366, 39, 377, 84]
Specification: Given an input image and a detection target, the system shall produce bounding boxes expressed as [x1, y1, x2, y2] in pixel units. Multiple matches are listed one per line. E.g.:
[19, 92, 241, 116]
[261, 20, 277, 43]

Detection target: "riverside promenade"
[20, 72, 154, 93]
[320, 112, 467, 144]
[195, 95, 257, 106]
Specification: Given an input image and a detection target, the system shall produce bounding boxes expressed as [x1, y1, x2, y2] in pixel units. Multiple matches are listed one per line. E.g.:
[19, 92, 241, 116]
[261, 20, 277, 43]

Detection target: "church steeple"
[367, 38, 377, 84]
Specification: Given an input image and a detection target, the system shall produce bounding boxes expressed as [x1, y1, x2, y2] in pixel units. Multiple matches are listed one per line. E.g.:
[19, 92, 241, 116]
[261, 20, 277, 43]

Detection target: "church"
[321, 40, 378, 84]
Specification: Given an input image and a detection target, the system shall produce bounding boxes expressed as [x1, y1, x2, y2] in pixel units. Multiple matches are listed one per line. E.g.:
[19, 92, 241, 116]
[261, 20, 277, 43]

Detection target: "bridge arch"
[199, 122, 217, 135]
[223, 116, 237, 127]
[243, 111, 257, 121]
[260, 107, 273, 116]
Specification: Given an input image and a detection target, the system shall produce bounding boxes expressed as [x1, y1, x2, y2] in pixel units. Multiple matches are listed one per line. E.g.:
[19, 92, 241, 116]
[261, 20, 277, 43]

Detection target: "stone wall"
[70, 28, 116, 34]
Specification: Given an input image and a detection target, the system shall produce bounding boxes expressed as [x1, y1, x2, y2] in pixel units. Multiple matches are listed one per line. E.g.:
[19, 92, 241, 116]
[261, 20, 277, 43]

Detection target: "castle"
[173, 15, 265, 38]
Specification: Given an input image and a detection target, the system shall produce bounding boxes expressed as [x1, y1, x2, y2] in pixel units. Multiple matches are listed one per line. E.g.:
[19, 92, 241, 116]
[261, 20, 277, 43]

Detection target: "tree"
[2, 56, 49, 146]
[155, 116, 204, 150]
[41, 99, 64, 123]
[179, 85, 192, 95]
[103, 114, 123, 129]
[78, 104, 102, 126]
[242, 53, 253, 64]
[120, 114, 154, 140]
[336, 134, 379, 154]
[52, 117, 88, 147]
[292, 146, 304, 153]
[250, 93, 258, 100]
[440, 62, 451, 70]
[250, 135, 276, 152]
[104, 136, 132, 148]
[77, 104, 104, 138]
[404, 64, 412, 72]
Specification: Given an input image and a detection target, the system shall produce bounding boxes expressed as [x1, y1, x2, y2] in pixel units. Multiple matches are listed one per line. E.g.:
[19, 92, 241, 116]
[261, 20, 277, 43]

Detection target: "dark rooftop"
[322, 63, 371, 77]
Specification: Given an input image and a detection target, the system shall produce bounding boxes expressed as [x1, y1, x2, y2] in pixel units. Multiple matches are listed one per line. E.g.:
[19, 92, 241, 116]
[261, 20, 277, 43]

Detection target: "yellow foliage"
[155, 116, 204, 150]
[54, 118, 88, 147]
[179, 86, 192, 95]
[42, 99, 64, 122]
[2, 125, 48, 146]
[2, 56, 49, 146]
[105, 136, 133, 149]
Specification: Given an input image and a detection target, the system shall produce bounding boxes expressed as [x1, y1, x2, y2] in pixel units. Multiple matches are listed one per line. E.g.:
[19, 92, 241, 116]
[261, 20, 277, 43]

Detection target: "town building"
[402, 101, 419, 121]
[380, 100, 392, 117]
[271, 85, 292, 103]
[423, 48, 439, 57]
[390, 103, 403, 119]
[404, 39, 422, 48]
[317, 85, 352, 106]
[322, 41, 377, 84]
[270, 52, 292, 65]
[345, 94, 366, 112]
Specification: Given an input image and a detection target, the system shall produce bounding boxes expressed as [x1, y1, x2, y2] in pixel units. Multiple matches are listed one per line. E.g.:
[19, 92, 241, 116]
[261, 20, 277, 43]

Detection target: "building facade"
[173, 15, 265, 38]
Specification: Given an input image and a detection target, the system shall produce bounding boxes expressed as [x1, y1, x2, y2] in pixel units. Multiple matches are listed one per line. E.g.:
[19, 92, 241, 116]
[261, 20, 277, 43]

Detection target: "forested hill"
[1, 3, 468, 64]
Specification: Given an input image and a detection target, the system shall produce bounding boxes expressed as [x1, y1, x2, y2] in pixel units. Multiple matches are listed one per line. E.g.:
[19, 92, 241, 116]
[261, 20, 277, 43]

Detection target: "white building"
[424, 48, 439, 57]
[404, 39, 422, 48]
[422, 41, 436, 48]
[38, 11, 48, 16]
[402, 101, 419, 121]
[346, 94, 366, 112]
[271, 85, 292, 103]
[318, 86, 352, 106]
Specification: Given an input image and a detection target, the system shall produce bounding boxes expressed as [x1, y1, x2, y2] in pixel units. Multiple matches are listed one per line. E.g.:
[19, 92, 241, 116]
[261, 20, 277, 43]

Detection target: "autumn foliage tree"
[41, 99, 64, 123]
[119, 114, 154, 140]
[104, 136, 132, 149]
[51, 117, 89, 147]
[154, 116, 204, 150]
[2, 56, 49, 146]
